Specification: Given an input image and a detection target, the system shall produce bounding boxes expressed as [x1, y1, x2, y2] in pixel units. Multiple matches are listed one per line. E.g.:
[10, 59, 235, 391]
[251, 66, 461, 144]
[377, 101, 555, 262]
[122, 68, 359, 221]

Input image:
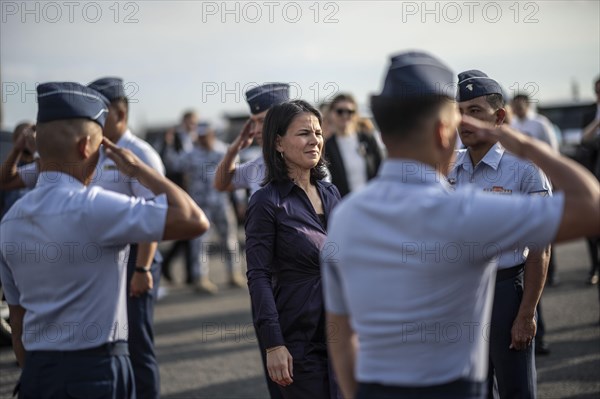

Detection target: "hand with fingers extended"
[266, 345, 294, 387]
[102, 137, 145, 178]
[461, 115, 530, 157]
[23, 126, 37, 154]
[231, 120, 255, 153]
[509, 314, 537, 351]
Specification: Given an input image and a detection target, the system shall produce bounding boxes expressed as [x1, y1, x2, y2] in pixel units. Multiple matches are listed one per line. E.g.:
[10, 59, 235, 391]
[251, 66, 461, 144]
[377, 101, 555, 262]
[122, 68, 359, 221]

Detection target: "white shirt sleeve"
[232, 158, 262, 190]
[456, 188, 564, 261]
[84, 188, 168, 245]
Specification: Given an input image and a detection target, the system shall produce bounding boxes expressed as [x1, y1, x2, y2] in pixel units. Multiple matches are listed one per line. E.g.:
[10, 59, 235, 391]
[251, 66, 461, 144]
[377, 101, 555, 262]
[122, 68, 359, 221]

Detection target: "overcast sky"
[2, 0, 599, 132]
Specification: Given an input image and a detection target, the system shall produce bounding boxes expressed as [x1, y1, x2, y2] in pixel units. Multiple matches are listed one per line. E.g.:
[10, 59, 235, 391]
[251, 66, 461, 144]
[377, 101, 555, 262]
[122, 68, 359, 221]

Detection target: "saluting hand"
[266, 345, 294, 387]
[510, 314, 537, 351]
[130, 270, 153, 297]
[231, 120, 255, 152]
[102, 137, 144, 178]
[461, 115, 530, 158]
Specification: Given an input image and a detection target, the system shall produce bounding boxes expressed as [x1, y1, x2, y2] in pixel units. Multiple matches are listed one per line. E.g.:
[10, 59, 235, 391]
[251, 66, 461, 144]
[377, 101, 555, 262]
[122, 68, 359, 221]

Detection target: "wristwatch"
[134, 266, 151, 273]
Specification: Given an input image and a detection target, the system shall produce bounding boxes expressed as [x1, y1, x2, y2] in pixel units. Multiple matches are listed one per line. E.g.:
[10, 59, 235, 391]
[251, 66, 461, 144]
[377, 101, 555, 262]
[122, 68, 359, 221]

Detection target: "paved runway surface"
[1, 239, 599, 398]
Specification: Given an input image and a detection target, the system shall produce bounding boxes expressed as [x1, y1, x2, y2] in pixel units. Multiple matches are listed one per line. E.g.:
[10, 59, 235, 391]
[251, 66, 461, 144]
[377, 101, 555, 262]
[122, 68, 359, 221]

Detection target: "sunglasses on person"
[334, 108, 356, 116]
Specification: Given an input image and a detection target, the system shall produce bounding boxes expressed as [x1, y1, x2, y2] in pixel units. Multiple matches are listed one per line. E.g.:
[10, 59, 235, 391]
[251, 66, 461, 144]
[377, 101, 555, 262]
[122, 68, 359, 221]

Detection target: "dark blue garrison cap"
[88, 77, 126, 101]
[37, 82, 110, 127]
[376, 51, 456, 100]
[245, 83, 290, 115]
[457, 70, 503, 102]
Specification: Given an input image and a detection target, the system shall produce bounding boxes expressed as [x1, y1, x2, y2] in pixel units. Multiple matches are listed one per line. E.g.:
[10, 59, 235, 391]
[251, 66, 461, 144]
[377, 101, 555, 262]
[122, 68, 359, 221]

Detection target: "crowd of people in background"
[0, 55, 598, 399]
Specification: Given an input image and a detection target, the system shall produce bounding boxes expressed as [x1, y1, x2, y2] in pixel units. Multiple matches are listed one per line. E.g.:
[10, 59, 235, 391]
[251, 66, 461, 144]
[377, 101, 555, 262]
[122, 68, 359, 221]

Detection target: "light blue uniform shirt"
[232, 155, 265, 197]
[447, 143, 552, 269]
[0, 172, 168, 351]
[322, 159, 563, 386]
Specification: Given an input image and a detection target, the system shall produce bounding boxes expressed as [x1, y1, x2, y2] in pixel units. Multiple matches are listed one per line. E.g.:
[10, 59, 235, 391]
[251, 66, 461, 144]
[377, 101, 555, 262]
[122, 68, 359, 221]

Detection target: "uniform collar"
[115, 129, 133, 146]
[379, 159, 450, 190]
[479, 142, 504, 170]
[455, 142, 504, 171]
[36, 171, 86, 189]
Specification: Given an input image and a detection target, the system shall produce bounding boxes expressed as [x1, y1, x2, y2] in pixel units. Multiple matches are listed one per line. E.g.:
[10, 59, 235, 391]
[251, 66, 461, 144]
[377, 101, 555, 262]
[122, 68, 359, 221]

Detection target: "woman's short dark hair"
[262, 100, 328, 185]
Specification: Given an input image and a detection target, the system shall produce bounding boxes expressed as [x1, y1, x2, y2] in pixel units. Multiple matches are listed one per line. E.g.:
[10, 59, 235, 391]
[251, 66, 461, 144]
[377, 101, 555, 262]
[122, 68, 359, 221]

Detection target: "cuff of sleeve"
[259, 323, 285, 349]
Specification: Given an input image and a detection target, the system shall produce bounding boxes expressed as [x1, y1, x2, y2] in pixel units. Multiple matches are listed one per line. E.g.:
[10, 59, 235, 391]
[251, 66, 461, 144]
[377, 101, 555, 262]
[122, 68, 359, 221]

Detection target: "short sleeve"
[18, 162, 39, 189]
[520, 161, 552, 196]
[232, 159, 263, 190]
[84, 188, 168, 245]
[457, 188, 564, 260]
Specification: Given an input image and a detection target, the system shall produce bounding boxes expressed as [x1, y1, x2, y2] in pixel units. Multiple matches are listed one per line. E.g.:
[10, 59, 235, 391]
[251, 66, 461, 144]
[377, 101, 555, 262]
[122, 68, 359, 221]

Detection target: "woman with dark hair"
[325, 93, 384, 197]
[245, 100, 341, 398]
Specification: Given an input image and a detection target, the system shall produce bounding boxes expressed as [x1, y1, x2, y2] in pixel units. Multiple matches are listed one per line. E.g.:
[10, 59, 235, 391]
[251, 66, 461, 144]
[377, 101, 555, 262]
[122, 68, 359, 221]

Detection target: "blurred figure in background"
[324, 93, 383, 197]
[511, 94, 559, 151]
[164, 124, 244, 294]
[159, 111, 197, 284]
[0, 122, 35, 217]
[318, 101, 335, 140]
[512, 93, 561, 288]
[581, 77, 600, 286]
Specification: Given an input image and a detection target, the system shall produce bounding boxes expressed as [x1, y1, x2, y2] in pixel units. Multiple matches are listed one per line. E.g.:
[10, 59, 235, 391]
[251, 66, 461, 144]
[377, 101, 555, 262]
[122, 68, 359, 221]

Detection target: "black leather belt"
[496, 263, 525, 282]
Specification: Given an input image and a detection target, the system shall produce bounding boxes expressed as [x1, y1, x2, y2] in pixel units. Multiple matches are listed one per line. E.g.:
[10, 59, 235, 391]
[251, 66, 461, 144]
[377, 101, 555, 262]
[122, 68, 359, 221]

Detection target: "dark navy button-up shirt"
[245, 178, 341, 361]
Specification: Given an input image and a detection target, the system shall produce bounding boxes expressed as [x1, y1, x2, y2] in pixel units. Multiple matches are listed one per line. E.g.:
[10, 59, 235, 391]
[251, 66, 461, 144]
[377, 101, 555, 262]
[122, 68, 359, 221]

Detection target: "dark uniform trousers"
[127, 244, 161, 399]
[19, 342, 135, 399]
[488, 265, 536, 399]
[356, 379, 486, 399]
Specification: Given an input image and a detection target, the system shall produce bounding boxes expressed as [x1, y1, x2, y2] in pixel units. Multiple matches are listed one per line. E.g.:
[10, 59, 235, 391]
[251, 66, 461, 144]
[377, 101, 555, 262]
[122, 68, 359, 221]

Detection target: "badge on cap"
[457, 70, 503, 102]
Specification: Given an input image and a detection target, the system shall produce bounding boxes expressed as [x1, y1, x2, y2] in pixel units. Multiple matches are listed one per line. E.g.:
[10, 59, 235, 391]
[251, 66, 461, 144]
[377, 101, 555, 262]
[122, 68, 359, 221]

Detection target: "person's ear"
[495, 108, 506, 126]
[117, 108, 127, 124]
[77, 136, 91, 159]
[275, 134, 283, 153]
[433, 118, 454, 151]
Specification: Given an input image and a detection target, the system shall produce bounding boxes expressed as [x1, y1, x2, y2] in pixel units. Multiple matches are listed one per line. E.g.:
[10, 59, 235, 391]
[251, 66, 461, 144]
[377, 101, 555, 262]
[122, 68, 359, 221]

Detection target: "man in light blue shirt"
[322, 52, 600, 399]
[0, 82, 209, 399]
[448, 70, 550, 399]
[88, 77, 168, 399]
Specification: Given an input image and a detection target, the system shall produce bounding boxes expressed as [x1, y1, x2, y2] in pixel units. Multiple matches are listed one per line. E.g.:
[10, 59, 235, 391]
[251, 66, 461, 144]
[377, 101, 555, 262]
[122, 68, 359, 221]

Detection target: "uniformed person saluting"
[214, 83, 290, 197]
[88, 77, 166, 399]
[322, 51, 600, 399]
[0, 82, 209, 399]
[448, 70, 551, 399]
